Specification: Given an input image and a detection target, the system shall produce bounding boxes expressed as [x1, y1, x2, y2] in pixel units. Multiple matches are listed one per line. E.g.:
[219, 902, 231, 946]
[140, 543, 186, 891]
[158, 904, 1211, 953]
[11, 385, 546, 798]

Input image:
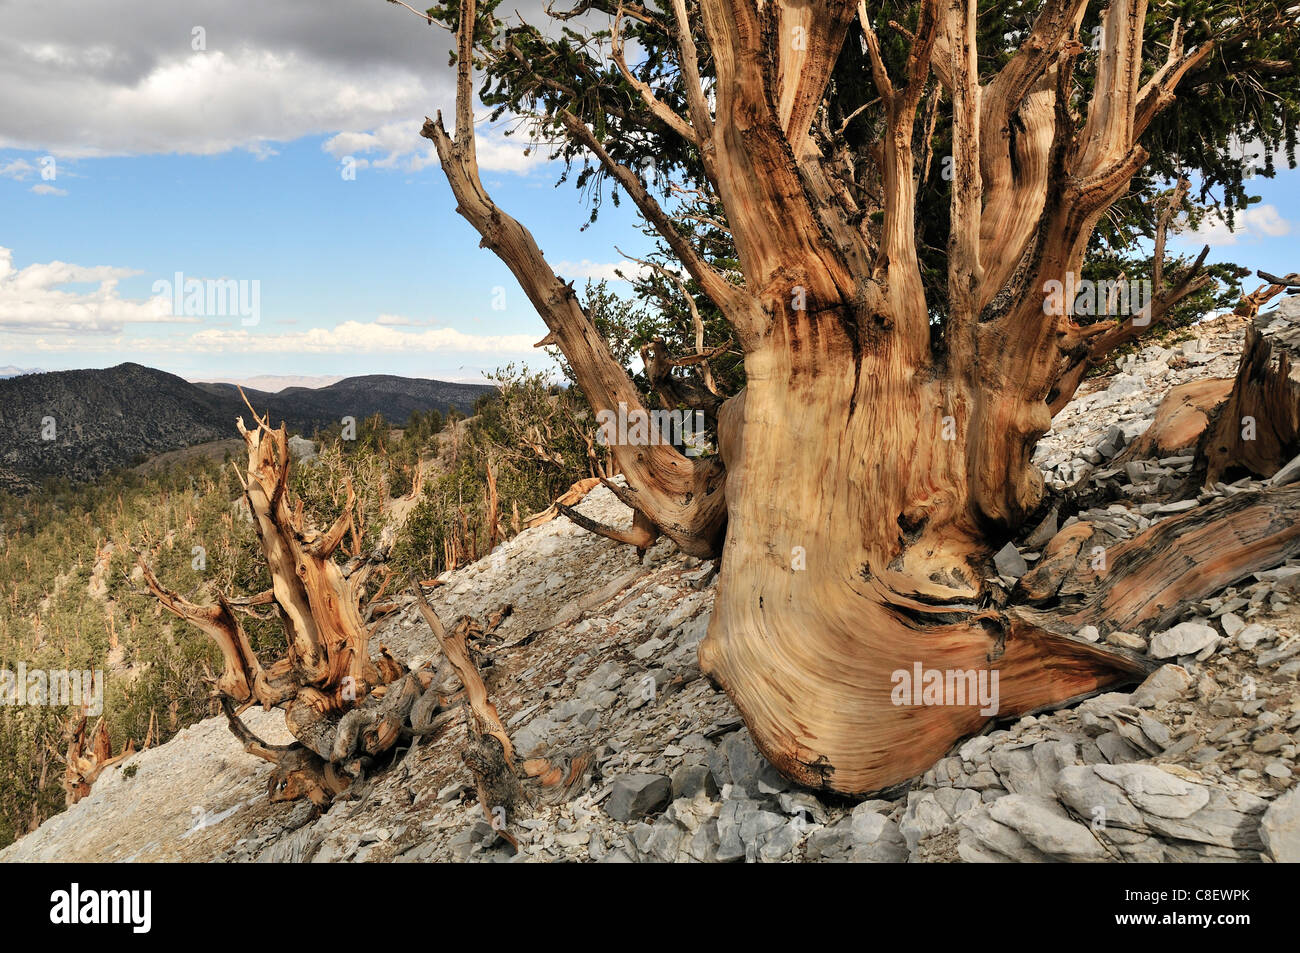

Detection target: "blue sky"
[0, 0, 1296, 386]
[0, 135, 652, 383]
[0, 0, 657, 385]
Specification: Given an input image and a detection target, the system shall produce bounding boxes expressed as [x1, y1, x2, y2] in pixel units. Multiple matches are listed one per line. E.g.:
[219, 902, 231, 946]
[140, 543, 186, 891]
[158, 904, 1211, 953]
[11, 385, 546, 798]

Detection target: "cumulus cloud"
[180, 321, 539, 354]
[0, 247, 184, 334]
[0, 247, 539, 368]
[0, 0, 462, 158]
[374, 313, 433, 326]
[30, 184, 66, 196]
[0, 158, 36, 179]
[1181, 204, 1293, 247]
[0, 0, 571, 167]
[469, 131, 554, 174]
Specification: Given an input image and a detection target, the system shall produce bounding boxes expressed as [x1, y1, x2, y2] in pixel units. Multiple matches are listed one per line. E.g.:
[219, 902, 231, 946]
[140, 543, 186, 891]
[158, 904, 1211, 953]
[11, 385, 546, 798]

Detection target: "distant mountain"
[193, 374, 496, 431]
[191, 374, 345, 393]
[0, 363, 494, 494]
[0, 366, 40, 379]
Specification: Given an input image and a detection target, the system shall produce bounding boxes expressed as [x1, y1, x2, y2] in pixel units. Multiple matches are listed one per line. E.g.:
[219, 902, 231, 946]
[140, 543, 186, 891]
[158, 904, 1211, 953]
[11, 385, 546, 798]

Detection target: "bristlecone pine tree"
[389, 0, 1300, 795]
[138, 409, 532, 817]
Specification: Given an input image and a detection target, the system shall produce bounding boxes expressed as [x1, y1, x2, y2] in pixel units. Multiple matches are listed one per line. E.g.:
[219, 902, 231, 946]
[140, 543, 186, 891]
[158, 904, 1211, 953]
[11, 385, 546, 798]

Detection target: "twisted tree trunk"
[701, 329, 1151, 790]
[138, 408, 534, 818]
[63, 715, 137, 806]
[404, 0, 1298, 796]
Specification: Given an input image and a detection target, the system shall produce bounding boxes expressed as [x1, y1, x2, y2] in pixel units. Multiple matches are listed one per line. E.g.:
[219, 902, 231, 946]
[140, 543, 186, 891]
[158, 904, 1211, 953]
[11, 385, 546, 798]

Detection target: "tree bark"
[697, 314, 1160, 792]
[1194, 326, 1300, 486]
[1118, 377, 1234, 461]
[406, 0, 1298, 797]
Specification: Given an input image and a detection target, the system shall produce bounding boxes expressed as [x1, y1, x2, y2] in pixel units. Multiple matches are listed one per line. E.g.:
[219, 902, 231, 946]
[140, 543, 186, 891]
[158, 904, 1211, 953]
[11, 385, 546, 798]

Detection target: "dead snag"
[143, 708, 158, 749]
[1194, 326, 1300, 486]
[138, 411, 448, 808]
[62, 714, 134, 806]
[1233, 271, 1296, 318]
[411, 584, 524, 841]
[484, 457, 502, 552]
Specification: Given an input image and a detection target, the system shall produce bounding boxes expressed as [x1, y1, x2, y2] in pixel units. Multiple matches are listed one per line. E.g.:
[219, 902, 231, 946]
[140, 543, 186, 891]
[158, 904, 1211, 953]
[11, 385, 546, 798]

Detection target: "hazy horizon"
[0, 361, 501, 387]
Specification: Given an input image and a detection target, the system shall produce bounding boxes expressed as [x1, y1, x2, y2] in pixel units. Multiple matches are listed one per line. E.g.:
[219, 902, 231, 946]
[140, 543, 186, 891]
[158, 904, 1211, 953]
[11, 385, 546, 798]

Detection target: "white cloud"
[7, 320, 540, 357]
[375, 312, 431, 326]
[323, 120, 421, 167]
[30, 183, 66, 196]
[2, 47, 440, 159]
[1181, 204, 1293, 247]
[471, 131, 553, 174]
[553, 259, 652, 283]
[0, 1, 572, 167]
[0, 158, 36, 179]
[0, 247, 184, 333]
[1245, 205, 1293, 237]
[180, 321, 539, 354]
[323, 117, 552, 175]
[0, 1, 461, 158]
[0, 247, 545, 368]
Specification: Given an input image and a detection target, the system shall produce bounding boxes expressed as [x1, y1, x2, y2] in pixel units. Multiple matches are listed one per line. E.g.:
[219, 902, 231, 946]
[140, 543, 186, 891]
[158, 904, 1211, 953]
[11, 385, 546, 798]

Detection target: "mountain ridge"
[0, 362, 494, 493]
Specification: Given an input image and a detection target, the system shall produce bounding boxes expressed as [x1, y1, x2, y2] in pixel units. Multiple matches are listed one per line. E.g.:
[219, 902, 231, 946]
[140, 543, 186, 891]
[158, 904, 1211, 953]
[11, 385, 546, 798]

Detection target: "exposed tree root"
[556, 499, 659, 551]
[1017, 483, 1300, 635]
[523, 476, 603, 528]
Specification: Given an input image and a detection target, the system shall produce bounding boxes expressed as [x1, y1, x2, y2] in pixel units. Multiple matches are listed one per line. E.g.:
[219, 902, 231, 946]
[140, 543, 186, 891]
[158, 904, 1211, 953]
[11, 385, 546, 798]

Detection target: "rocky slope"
[3, 304, 1300, 864]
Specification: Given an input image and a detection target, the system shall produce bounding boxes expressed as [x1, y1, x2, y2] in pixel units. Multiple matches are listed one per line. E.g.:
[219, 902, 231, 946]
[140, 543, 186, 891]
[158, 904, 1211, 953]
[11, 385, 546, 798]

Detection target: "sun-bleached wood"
[407, 0, 1298, 795]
